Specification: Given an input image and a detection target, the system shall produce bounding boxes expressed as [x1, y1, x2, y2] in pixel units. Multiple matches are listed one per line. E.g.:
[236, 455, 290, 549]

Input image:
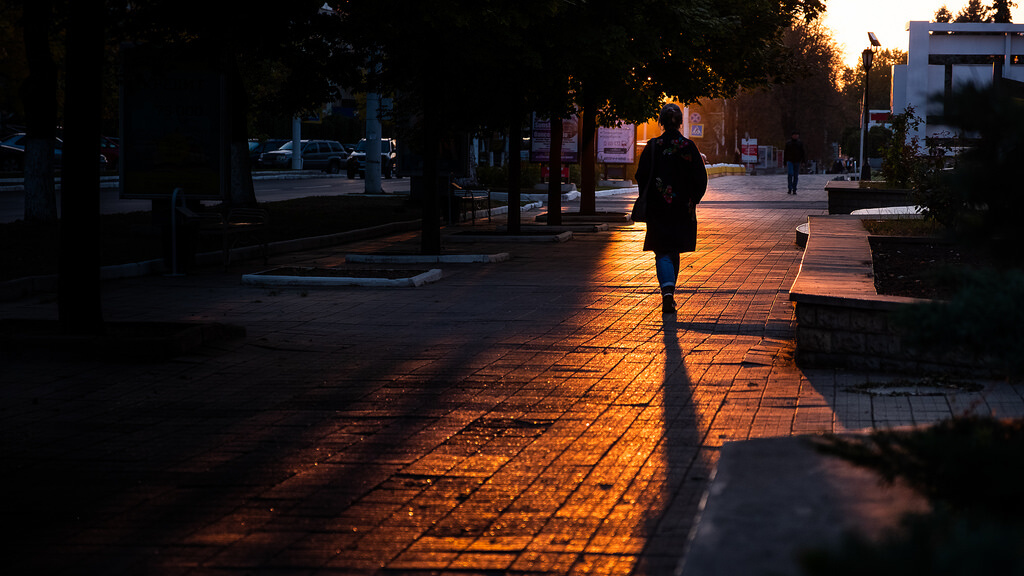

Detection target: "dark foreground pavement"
[3, 174, 1023, 575]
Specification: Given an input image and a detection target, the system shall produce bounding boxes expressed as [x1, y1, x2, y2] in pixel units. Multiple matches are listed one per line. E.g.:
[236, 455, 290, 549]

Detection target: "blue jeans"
[786, 161, 799, 192]
[655, 252, 680, 294]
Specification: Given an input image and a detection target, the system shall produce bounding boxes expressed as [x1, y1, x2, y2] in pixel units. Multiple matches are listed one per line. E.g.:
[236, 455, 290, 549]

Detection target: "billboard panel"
[530, 114, 579, 164]
[120, 44, 228, 200]
[596, 124, 636, 164]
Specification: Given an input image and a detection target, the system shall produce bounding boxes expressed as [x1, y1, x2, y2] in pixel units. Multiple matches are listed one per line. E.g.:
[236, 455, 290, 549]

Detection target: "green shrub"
[803, 417, 1024, 576]
[893, 268, 1024, 378]
[880, 105, 927, 189]
[815, 417, 1024, 516]
[473, 162, 541, 189]
[521, 163, 541, 188]
[912, 84, 1024, 262]
[801, 508, 1024, 576]
[474, 164, 507, 188]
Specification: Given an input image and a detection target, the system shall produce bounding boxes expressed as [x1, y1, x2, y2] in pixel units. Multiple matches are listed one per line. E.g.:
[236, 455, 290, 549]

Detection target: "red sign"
[540, 166, 570, 179]
[869, 111, 891, 124]
[741, 138, 758, 163]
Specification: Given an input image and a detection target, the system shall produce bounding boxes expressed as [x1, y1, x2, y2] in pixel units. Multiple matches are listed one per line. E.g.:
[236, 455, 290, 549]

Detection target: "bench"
[448, 182, 491, 225]
[176, 205, 269, 267]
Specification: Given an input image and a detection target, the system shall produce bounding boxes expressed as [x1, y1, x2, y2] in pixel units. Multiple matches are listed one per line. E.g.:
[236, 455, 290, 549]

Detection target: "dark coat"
[784, 138, 805, 164]
[635, 130, 708, 253]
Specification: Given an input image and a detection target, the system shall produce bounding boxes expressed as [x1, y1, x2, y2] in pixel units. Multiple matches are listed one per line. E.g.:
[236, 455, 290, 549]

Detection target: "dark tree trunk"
[226, 52, 257, 208]
[420, 140, 441, 255]
[506, 109, 523, 234]
[21, 0, 58, 224]
[579, 95, 598, 215]
[547, 116, 562, 226]
[58, 0, 104, 334]
[420, 92, 441, 255]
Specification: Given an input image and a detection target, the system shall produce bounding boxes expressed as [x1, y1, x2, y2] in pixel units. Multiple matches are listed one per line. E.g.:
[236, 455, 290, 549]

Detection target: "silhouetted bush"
[913, 83, 1024, 263]
[893, 268, 1024, 378]
[803, 417, 1024, 575]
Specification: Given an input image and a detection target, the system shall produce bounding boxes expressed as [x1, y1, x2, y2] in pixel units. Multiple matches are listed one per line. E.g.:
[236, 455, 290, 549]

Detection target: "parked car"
[1, 133, 32, 148]
[248, 138, 289, 165]
[99, 136, 120, 169]
[346, 138, 398, 179]
[2, 132, 110, 171]
[257, 139, 347, 173]
[1, 132, 62, 165]
[0, 144, 24, 172]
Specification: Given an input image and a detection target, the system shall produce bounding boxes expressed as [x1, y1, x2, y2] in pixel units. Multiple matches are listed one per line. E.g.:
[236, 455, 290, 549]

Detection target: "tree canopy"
[732, 18, 848, 162]
[936, 1, 1017, 22]
[337, 0, 823, 125]
[840, 48, 907, 111]
[111, 1, 358, 119]
[335, 0, 825, 228]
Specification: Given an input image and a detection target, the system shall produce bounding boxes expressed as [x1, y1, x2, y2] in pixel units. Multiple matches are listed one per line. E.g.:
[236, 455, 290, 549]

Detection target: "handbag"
[631, 188, 648, 222]
[631, 141, 657, 222]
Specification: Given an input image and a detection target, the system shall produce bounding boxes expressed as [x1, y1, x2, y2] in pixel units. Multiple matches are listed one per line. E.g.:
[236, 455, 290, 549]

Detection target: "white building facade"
[891, 21, 1024, 145]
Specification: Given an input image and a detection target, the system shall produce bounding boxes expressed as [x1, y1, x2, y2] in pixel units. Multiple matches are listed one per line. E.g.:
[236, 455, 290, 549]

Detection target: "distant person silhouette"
[784, 131, 805, 194]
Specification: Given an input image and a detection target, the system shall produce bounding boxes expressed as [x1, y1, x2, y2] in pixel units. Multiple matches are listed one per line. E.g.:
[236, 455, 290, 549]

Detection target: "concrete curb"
[345, 253, 510, 264]
[446, 230, 573, 243]
[241, 268, 443, 288]
[498, 223, 609, 233]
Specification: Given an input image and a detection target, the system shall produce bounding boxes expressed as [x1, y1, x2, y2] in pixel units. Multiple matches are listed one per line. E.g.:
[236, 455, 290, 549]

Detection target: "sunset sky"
[821, 0, 1024, 67]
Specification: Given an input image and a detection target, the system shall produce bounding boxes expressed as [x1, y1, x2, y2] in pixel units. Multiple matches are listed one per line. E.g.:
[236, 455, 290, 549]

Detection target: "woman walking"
[634, 104, 708, 314]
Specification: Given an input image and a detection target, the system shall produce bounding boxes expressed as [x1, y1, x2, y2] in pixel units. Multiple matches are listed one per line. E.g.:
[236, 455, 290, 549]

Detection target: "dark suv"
[346, 138, 398, 179]
[258, 139, 348, 173]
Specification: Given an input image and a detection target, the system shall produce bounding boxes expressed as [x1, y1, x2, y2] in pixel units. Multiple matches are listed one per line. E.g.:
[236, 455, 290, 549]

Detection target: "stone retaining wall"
[789, 215, 979, 374]
[793, 297, 963, 373]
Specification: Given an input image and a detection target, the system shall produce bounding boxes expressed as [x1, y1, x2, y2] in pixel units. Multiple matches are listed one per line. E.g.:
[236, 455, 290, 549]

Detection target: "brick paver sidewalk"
[4, 174, 1022, 575]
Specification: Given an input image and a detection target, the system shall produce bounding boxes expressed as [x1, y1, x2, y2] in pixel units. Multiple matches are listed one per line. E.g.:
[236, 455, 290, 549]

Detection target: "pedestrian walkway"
[3, 174, 1022, 575]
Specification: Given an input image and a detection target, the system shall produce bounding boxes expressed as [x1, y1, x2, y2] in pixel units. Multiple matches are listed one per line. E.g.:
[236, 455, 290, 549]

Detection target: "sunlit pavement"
[4, 174, 1023, 575]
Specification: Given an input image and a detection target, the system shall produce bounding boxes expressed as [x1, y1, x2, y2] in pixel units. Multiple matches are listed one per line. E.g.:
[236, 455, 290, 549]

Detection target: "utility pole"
[365, 92, 382, 194]
[291, 118, 302, 170]
[860, 32, 881, 181]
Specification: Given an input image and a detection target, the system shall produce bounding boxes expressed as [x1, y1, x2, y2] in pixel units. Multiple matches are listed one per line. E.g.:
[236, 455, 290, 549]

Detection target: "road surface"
[0, 174, 410, 223]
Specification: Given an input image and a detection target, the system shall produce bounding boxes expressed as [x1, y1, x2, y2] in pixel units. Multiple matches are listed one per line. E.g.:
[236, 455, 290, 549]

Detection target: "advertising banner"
[530, 114, 579, 164]
[596, 124, 636, 164]
[120, 44, 228, 200]
[741, 138, 758, 164]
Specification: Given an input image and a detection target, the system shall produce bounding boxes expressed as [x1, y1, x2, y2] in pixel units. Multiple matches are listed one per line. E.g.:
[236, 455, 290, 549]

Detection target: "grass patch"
[861, 218, 945, 237]
[1, 195, 432, 282]
[858, 180, 907, 190]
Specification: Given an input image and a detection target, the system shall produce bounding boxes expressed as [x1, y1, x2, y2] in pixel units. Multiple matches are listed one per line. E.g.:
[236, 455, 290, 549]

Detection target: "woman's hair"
[659, 103, 683, 129]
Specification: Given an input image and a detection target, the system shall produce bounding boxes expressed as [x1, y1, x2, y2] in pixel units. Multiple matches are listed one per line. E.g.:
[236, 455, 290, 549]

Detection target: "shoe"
[662, 294, 676, 314]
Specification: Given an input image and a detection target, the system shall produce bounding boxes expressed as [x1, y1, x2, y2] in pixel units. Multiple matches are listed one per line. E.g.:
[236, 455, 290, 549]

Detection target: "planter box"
[789, 215, 993, 375]
[825, 180, 914, 215]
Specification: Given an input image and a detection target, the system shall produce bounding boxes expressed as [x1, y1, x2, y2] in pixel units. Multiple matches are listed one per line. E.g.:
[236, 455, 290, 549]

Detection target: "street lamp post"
[859, 32, 881, 181]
